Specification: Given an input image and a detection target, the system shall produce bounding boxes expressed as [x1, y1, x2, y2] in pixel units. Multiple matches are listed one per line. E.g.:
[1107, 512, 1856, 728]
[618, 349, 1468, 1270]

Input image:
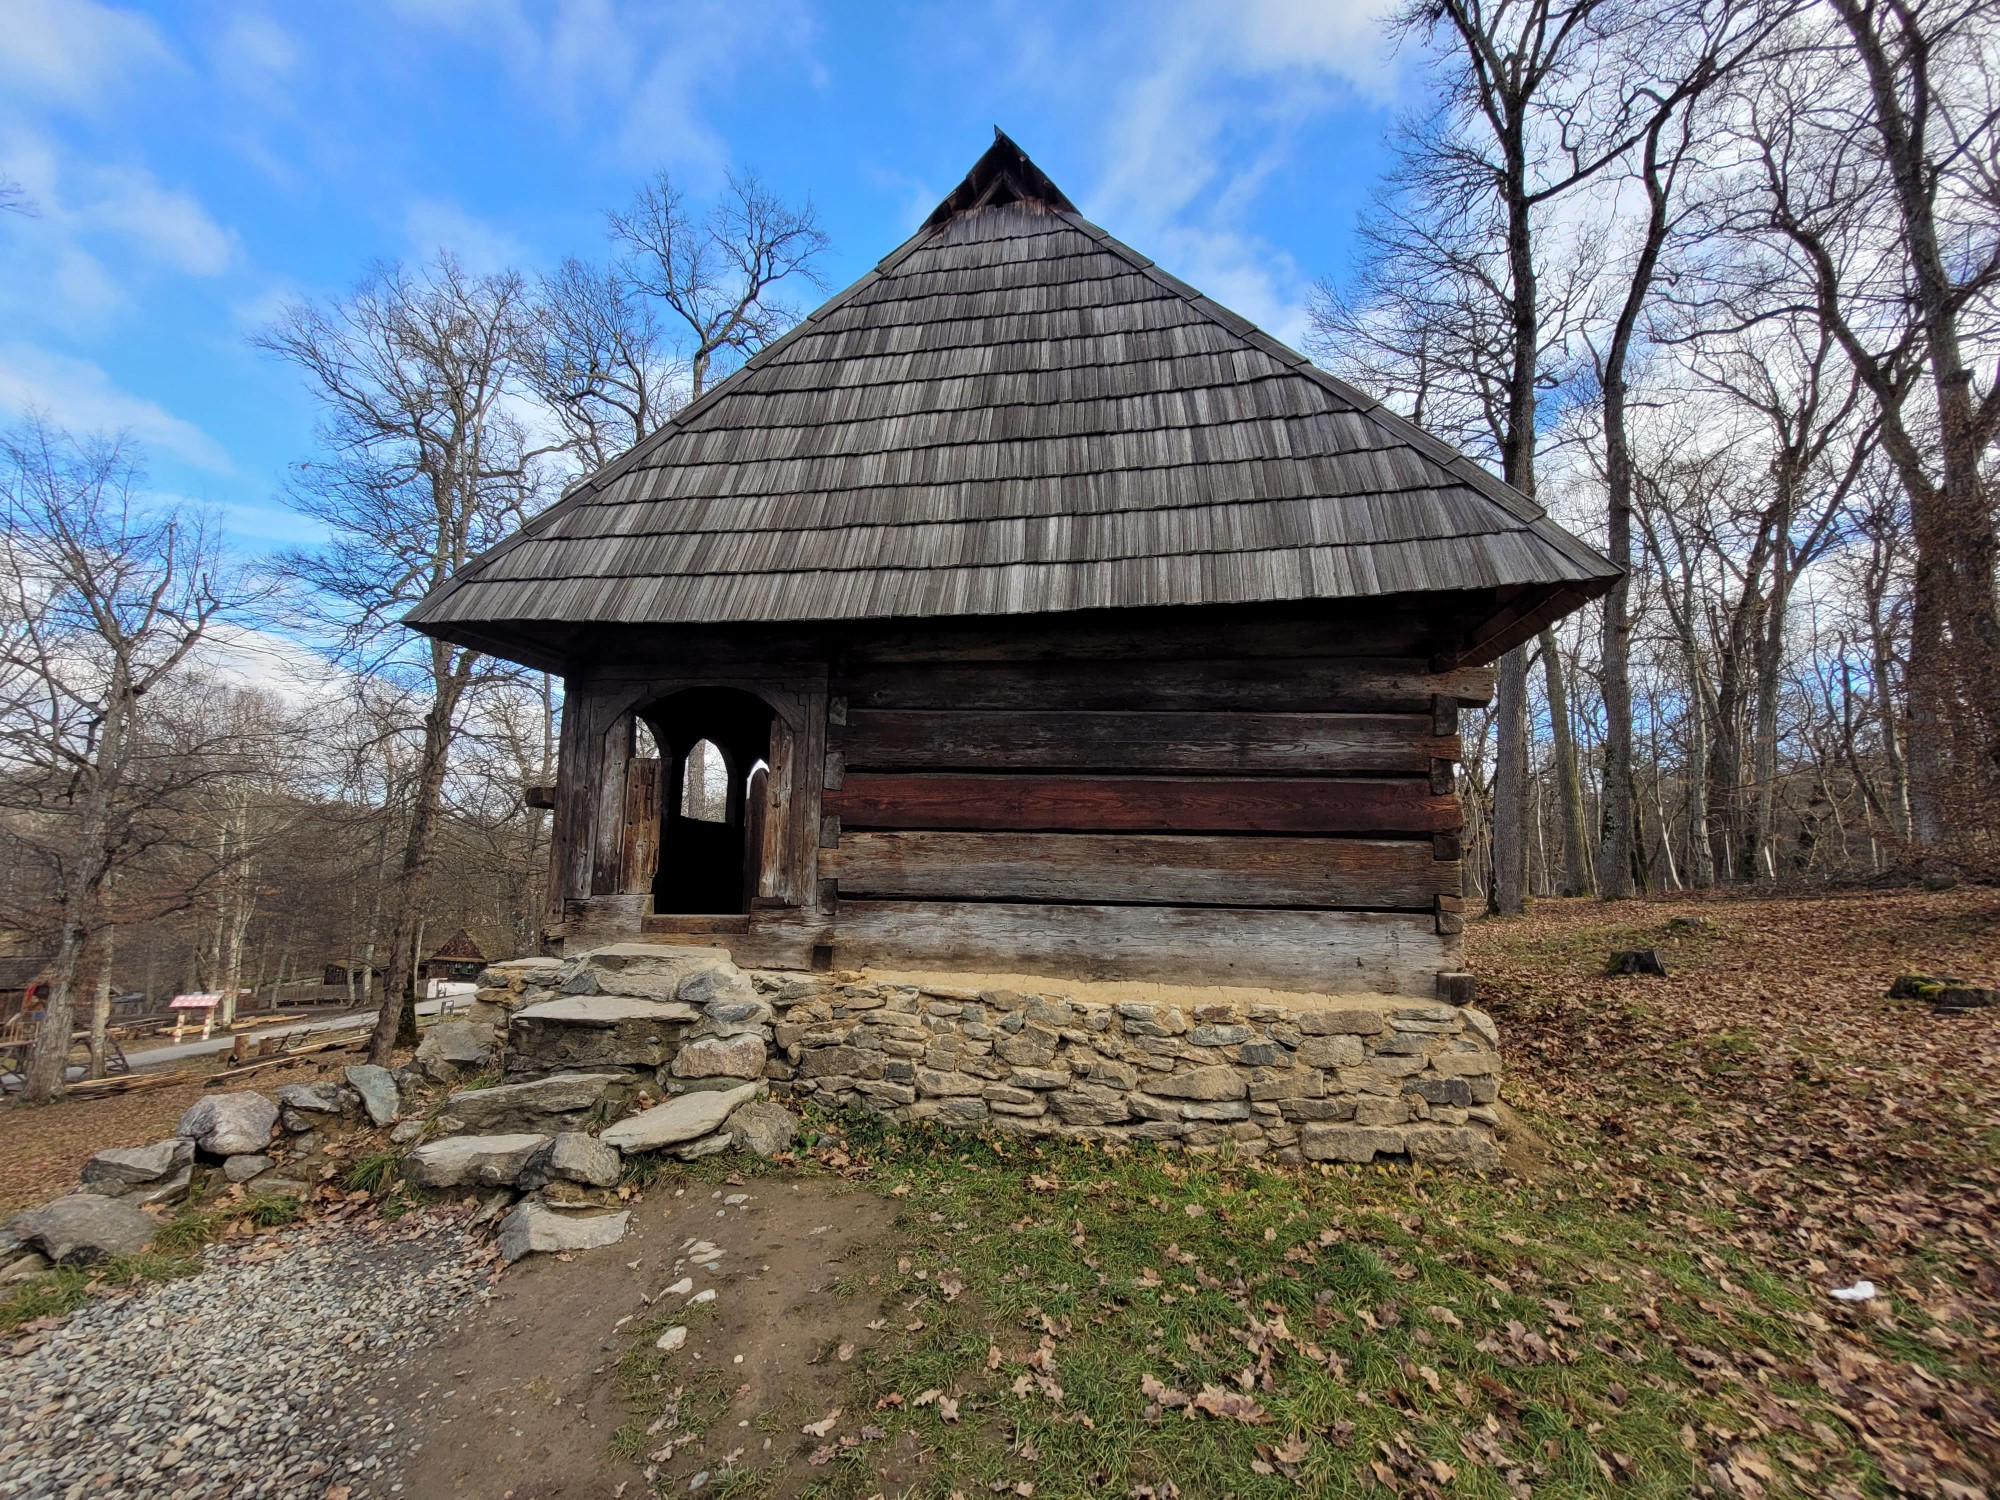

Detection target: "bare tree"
[526, 256, 685, 471]
[1736, 0, 2000, 841]
[0, 422, 247, 1102]
[257, 256, 553, 1065]
[607, 170, 829, 402]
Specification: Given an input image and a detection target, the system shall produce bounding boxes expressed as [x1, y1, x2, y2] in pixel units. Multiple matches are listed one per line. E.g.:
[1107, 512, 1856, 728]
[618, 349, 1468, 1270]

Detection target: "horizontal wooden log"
[837, 658, 1497, 713]
[830, 901, 1449, 996]
[823, 831, 1458, 909]
[837, 710, 1458, 774]
[827, 773, 1460, 835]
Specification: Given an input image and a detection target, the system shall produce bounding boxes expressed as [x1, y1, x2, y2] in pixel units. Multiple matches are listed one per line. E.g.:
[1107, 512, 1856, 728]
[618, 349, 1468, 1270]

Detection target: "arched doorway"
[640, 687, 776, 914]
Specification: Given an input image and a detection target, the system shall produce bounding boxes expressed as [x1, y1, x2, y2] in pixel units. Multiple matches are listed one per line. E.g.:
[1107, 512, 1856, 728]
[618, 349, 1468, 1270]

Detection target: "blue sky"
[0, 0, 1417, 556]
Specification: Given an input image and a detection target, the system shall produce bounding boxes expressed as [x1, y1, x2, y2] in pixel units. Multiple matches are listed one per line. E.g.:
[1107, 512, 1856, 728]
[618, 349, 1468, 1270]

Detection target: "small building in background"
[420, 930, 488, 987]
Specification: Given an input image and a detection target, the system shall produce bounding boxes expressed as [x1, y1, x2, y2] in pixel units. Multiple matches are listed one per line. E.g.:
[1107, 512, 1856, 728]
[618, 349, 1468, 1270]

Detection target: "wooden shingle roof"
[409, 132, 1616, 663]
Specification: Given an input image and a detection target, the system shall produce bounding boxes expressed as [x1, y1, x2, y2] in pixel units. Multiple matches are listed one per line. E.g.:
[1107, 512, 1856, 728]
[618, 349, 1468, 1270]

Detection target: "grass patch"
[344, 1149, 402, 1195]
[737, 1111, 1900, 1500]
[245, 1193, 304, 1228]
[0, 1248, 202, 1335]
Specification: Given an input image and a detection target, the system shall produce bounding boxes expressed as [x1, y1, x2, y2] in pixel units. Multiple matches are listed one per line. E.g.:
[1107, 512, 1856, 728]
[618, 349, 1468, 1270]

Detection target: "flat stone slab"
[509, 999, 697, 1071]
[600, 1081, 765, 1153]
[402, 1133, 551, 1189]
[443, 1073, 625, 1132]
[80, 1138, 193, 1191]
[514, 996, 698, 1026]
[496, 1202, 630, 1263]
[10, 1194, 155, 1265]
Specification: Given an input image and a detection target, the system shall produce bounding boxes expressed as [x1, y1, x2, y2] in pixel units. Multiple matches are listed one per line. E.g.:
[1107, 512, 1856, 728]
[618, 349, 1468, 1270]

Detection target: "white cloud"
[0, 0, 173, 111]
[385, 0, 816, 173]
[190, 621, 351, 704]
[212, 10, 300, 106]
[0, 343, 233, 471]
[76, 164, 234, 275]
[1083, 0, 1401, 343]
[403, 199, 529, 274]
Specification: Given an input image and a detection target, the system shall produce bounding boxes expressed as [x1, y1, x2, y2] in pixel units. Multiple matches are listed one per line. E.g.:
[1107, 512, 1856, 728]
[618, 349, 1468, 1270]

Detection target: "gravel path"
[0, 1209, 492, 1500]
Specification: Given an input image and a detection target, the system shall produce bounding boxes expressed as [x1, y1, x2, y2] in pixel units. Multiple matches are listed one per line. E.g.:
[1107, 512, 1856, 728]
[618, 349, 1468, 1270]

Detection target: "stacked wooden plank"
[815, 653, 1485, 996]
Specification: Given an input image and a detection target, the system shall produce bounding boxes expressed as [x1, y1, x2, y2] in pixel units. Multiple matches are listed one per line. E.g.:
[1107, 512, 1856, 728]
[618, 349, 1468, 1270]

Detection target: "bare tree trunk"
[1540, 629, 1593, 895]
[368, 683, 461, 1065]
[1491, 647, 1530, 915]
[86, 925, 113, 1080]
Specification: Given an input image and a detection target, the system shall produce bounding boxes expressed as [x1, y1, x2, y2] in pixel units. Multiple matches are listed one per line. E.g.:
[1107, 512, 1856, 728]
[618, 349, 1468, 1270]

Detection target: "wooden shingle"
[408, 132, 1616, 658]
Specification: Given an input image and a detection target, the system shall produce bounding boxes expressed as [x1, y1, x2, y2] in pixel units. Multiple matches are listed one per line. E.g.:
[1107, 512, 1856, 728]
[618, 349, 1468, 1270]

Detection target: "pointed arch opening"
[638, 687, 777, 915]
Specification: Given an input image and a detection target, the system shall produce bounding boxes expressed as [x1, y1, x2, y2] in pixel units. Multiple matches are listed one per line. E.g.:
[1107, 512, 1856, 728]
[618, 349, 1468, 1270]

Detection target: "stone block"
[600, 1081, 764, 1152]
[670, 1033, 769, 1080]
[1404, 1076, 1473, 1108]
[1074, 1057, 1138, 1090]
[10, 1194, 155, 1264]
[415, 1020, 496, 1080]
[729, 1100, 800, 1158]
[1297, 1035, 1364, 1069]
[1050, 1085, 1130, 1125]
[1277, 1098, 1357, 1123]
[344, 1065, 400, 1126]
[799, 1045, 882, 1081]
[81, 1138, 193, 1192]
[1180, 1100, 1250, 1121]
[1354, 1095, 1414, 1127]
[1007, 1067, 1069, 1091]
[1116, 1003, 1188, 1037]
[1247, 1069, 1325, 1102]
[497, 1203, 629, 1263]
[1429, 1042, 1499, 1076]
[855, 1079, 918, 1106]
[1299, 1124, 1409, 1162]
[994, 1024, 1060, 1068]
[402, 1133, 550, 1188]
[1191, 1024, 1250, 1046]
[445, 1073, 625, 1133]
[1405, 1126, 1498, 1169]
[915, 1068, 988, 1097]
[510, 996, 697, 1071]
[1461, 1008, 1500, 1047]
[1295, 1008, 1386, 1036]
[1237, 1042, 1290, 1066]
[1144, 1065, 1246, 1101]
[177, 1093, 278, 1156]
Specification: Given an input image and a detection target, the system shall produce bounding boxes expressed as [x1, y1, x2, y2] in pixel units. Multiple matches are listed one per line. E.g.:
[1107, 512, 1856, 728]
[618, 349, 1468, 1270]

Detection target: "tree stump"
[1606, 948, 1668, 977]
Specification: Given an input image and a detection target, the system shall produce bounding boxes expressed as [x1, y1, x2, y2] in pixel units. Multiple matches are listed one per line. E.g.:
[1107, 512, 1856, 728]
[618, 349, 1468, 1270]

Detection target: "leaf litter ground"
[604, 886, 1998, 1499]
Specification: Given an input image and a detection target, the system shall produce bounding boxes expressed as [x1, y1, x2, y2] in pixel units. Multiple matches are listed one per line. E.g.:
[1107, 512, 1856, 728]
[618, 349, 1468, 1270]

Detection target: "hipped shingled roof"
[409, 132, 1616, 665]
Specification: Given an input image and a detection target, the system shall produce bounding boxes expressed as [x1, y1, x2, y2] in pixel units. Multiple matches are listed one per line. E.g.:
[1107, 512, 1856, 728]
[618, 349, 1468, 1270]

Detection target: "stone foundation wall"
[758, 975, 1501, 1169]
[441, 948, 1504, 1171]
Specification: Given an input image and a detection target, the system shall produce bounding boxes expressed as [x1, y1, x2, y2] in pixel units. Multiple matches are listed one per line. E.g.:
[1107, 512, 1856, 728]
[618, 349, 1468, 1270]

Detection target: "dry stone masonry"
[434, 941, 1503, 1171]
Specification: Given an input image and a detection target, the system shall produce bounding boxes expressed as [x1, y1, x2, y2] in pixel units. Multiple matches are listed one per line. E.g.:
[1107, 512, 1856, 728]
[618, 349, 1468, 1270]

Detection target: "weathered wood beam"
[823, 831, 1457, 909]
[832, 900, 1448, 996]
[836, 709, 1458, 775]
[828, 773, 1460, 835]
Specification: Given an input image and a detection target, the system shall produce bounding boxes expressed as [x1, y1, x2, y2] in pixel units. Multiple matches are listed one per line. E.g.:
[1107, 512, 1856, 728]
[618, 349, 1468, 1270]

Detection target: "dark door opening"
[644, 688, 775, 915]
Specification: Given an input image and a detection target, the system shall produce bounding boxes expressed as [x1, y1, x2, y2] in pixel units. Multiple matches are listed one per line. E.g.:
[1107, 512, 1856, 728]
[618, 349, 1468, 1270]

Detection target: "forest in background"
[3, 0, 1994, 1100]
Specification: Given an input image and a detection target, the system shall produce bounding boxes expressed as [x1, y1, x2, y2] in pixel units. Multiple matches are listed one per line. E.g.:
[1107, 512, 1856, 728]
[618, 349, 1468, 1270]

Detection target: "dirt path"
[389, 1174, 901, 1498]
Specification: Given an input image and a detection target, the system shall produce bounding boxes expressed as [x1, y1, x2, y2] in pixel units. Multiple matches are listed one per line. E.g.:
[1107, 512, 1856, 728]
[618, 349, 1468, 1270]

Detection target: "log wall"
[818, 652, 1486, 998]
[546, 618, 1493, 999]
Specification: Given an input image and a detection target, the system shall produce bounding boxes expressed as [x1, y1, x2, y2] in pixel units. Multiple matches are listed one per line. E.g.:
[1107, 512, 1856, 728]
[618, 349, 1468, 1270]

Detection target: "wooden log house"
[407, 133, 1617, 1000]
